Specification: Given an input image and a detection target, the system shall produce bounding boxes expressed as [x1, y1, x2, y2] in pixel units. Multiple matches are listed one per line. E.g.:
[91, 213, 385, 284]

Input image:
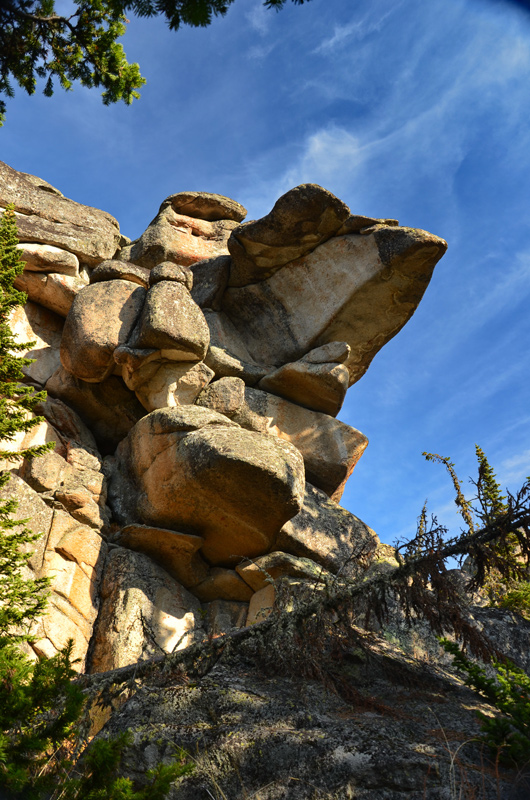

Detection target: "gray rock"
[275, 482, 380, 578]
[60, 281, 147, 383]
[46, 366, 145, 454]
[196, 376, 246, 417]
[89, 548, 205, 672]
[148, 261, 193, 290]
[162, 191, 247, 222]
[202, 599, 248, 636]
[17, 243, 79, 276]
[119, 205, 237, 269]
[115, 525, 209, 588]
[222, 227, 447, 385]
[9, 301, 63, 386]
[14, 268, 89, 317]
[258, 359, 350, 417]
[0, 161, 121, 265]
[132, 360, 215, 412]
[108, 405, 305, 566]
[192, 567, 254, 602]
[227, 184, 350, 287]
[190, 255, 231, 309]
[0, 474, 54, 573]
[90, 260, 150, 288]
[128, 281, 209, 362]
[336, 215, 399, 235]
[229, 386, 368, 501]
[236, 551, 332, 593]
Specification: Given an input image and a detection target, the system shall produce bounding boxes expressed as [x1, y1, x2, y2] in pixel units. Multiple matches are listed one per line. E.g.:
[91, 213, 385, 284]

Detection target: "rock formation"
[0, 160, 448, 672]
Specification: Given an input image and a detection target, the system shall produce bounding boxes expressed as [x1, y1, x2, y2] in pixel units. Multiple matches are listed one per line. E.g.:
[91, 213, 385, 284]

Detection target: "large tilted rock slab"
[60, 280, 147, 383]
[0, 161, 121, 265]
[196, 379, 367, 501]
[17, 243, 80, 276]
[163, 191, 247, 223]
[222, 226, 447, 385]
[89, 548, 204, 672]
[14, 268, 89, 317]
[227, 184, 350, 287]
[108, 406, 305, 565]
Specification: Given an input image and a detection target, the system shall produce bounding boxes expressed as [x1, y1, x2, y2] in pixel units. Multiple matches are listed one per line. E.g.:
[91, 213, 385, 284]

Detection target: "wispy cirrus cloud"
[314, 5, 402, 54]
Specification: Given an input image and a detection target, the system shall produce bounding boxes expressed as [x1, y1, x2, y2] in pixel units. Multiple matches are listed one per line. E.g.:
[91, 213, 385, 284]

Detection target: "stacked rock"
[0, 161, 446, 672]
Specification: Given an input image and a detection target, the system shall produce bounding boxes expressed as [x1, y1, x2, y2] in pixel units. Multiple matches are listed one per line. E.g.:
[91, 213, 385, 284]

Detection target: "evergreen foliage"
[441, 638, 530, 766]
[0, 0, 311, 125]
[0, 204, 52, 646]
[0, 204, 191, 800]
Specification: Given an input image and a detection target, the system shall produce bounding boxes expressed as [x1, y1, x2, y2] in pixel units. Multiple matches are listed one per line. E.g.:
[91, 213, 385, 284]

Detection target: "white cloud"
[246, 2, 272, 35]
[499, 449, 530, 487]
[314, 5, 402, 54]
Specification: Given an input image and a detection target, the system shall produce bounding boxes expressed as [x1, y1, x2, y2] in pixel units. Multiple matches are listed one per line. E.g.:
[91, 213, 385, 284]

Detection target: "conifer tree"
[0, 203, 52, 645]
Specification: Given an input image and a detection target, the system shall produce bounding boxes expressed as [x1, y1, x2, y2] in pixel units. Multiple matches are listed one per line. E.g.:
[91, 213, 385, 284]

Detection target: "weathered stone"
[35, 396, 100, 459]
[14, 268, 89, 317]
[55, 525, 107, 576]
[222, 228, 447, 385]
[90, 260, 150, 288]
[0, 161, 121, 265]
[46, 367, 145, 454]
[60, 280, 147, 383]
[55, 486, 109, 530]
[301, 341, 350, 364]
[162, 191, 247, 222]
[9, 302, 63, 385]
[203, 309, 274, 383]
[192, 567, 254, 602]
[196, 376, 246, 417]
[202, 599, 248, 636]
[108, 406, 305, 566]
[236, 551, 331, 593]
[116, 525, 209, 588]
[17, 243, 79, 276]
[89, 548, 204, 672]
[119, 206, 237, 269]
[200, 386, 367, 501]
[227, 184, 350, 287]
[149, 262, 193, 290]
[258, 359, 349, 416]
[204, 345, 270, 385]
[246, 584, 276, 625]
[128, 281, 209, 361]
[45, 552, 95, 619]
[190, 255, 230, 309]
[32, 593, 93, 669]
[19, 450, 69, 493]
[275, 482, 379, 578]
[0, 474, 53, 572]
[336, 215, 399, 235]
[133, 360, 214, 412]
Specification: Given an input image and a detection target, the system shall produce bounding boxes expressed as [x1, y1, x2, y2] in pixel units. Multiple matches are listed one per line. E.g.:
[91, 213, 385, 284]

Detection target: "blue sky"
[2, 0, 530, 547]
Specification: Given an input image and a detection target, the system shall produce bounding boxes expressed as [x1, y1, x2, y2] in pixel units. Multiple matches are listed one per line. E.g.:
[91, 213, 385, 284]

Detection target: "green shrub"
[441, 638, 530, 765]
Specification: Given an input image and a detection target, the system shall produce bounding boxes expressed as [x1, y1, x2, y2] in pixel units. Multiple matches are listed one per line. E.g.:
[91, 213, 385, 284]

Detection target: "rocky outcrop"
[0, 161, 121, 265]
[1, 162, 449, 675]
[107, 405, 305, 566]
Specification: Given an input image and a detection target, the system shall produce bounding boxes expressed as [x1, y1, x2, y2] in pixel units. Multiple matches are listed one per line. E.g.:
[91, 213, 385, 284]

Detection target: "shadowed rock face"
[2, 165, 448, 667]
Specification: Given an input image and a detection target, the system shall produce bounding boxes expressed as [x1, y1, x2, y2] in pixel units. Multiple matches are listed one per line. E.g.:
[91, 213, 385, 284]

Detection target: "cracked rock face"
[1, 164, 448, 670]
